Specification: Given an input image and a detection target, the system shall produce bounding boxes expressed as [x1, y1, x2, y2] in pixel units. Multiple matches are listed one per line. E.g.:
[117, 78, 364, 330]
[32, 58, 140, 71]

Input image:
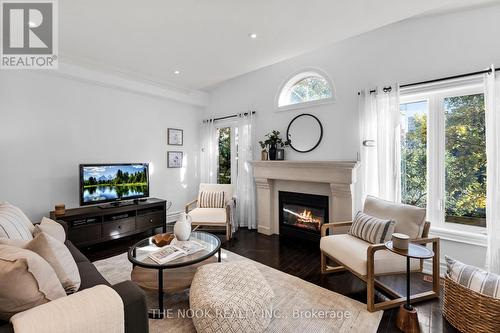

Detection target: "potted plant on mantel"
[259, 130, 291, 160]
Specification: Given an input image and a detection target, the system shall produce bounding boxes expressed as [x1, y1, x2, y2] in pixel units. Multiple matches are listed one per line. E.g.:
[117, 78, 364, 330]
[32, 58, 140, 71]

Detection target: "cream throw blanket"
[10, 285, 124, 333]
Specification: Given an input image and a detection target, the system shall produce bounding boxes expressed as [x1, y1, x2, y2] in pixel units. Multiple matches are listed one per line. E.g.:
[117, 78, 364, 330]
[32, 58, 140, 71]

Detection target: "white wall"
[0, 71, 202, 221]
[205, 4, 500, 270]
[206, 4, 500, 162]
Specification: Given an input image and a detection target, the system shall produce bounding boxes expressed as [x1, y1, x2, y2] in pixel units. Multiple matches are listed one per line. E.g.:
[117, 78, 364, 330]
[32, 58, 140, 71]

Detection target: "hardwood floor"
[83, 227, 458, 333]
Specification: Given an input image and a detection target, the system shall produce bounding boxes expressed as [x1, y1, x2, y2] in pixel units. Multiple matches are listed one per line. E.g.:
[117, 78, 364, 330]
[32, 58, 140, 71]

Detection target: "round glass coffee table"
[128, 231, 221, 319]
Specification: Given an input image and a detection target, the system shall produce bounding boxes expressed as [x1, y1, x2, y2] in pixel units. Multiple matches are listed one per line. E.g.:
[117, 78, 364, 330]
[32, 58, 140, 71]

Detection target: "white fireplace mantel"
[250, 160, 360, 235]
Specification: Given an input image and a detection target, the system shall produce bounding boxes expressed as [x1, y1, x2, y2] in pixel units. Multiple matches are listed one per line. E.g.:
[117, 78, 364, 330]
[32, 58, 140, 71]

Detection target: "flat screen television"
[79, 163, 149, 206]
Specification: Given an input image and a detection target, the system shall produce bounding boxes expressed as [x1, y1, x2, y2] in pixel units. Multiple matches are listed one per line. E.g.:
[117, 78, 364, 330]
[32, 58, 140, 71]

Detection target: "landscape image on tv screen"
[81, 164, 148, 204]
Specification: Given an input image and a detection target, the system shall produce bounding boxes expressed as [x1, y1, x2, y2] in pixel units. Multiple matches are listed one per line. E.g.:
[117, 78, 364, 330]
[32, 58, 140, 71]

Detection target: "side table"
[385, 241, 434, 333]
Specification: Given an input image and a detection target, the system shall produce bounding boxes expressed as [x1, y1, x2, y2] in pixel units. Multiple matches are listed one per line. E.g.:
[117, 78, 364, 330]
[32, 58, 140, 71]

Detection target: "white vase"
[174, 213, 192, 241]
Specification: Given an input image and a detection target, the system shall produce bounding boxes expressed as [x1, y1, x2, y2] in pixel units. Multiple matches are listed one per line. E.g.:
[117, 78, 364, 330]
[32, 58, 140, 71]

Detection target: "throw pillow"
[0, 202, 34, 240]
[199, 191, 225, 208]
[0, 233, 81, 293]
[349, 211, 395, 244]
[25, 233, 81, 293]
[33, 217, 66, 243]
[445, 256, 500, 299]
[0, 245, 66, 320]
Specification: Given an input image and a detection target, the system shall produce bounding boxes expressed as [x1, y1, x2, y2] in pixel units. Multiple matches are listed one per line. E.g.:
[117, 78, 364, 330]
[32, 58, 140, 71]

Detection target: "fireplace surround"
[279, 191, 329, 241]
[250, 161, 359, 236]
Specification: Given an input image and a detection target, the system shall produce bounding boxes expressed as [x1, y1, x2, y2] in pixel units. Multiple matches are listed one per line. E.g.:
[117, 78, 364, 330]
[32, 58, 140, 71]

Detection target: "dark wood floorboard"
[82, 227, 458, 333]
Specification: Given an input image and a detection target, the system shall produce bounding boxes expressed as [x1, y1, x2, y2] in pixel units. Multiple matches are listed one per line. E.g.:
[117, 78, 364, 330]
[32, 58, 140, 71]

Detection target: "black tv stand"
[50, 198, 167, 248]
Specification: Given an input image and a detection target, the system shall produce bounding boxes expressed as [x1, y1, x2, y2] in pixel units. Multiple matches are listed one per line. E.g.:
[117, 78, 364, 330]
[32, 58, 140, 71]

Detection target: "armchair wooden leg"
[321, 252, 327, 274]
[432, 239, 440, 295]
[367, 253, 375, 312]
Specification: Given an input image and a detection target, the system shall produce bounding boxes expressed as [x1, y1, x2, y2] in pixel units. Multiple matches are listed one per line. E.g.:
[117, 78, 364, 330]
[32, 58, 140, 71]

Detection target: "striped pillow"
[445, 256, 500, 299]
[0, 203, 34, 240]
[349, 211, 395, 244]
[199, 191, 225, 208]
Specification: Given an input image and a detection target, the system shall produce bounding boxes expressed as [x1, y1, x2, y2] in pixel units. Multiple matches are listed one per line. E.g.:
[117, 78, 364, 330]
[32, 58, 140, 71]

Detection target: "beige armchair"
[320, 196, 440, 312]
[185, 183, 234, 241]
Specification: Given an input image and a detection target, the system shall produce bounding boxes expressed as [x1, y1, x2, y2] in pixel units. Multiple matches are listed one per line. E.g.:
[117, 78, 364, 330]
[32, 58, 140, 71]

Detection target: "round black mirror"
[286, 114, 323, 153]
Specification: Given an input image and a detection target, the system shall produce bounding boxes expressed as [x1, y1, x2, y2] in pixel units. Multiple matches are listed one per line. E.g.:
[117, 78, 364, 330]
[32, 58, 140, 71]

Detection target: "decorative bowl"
[152, 233, 175, 247]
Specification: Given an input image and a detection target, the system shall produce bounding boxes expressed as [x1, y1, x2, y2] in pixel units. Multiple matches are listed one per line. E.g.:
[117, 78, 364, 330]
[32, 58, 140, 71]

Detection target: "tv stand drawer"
[102, 217, 135, 239]
[136, 212, 164, 230]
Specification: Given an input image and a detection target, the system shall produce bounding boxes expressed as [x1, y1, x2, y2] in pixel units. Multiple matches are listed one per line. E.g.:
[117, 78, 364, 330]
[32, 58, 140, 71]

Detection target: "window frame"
[400, 79, 487, 238]
[276, 68, 335, 112]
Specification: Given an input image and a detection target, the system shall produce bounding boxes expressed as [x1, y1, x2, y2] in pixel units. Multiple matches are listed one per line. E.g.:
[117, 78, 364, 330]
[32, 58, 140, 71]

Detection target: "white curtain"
[200, 119, 218, 184]
[359, 86, 401, 203]
[485, 65, 500, 274]
[235, 112, 256, 230]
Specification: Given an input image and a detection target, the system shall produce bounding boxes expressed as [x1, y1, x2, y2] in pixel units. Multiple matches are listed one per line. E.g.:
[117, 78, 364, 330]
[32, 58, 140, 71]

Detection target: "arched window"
[277, 70, 334, 109]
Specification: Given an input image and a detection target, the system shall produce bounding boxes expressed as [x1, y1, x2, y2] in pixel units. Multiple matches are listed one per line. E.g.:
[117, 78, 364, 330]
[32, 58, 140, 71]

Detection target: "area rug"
[93, 250, 382, 333]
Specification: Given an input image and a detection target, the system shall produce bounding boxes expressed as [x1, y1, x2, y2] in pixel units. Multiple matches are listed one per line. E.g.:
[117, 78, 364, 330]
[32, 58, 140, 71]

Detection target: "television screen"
[80, 163, 149, 205]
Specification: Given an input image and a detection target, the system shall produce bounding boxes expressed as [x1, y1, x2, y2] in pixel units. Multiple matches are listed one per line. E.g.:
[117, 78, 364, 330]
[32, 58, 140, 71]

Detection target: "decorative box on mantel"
[250, 160, 359, 237]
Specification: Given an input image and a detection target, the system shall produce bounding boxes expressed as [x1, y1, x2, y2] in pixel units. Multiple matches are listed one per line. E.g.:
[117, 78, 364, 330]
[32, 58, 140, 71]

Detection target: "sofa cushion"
[33, 217, 66, 243]
[0, 245, 66, 320]
[189, 208, 227, 224]
[320, 234, 420, 276]
[0, 203, 34, 240]
[0, 233, 81, 293]
[349, 211, 395, 244]
[363, 196, 426, 239]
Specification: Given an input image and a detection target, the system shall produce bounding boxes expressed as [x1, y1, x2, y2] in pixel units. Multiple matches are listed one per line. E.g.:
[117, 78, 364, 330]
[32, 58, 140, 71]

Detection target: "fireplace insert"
[279, 191, 329, 242]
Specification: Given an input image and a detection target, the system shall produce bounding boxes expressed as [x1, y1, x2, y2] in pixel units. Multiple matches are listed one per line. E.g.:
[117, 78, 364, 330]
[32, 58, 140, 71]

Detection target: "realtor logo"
[1, 0, 58, 69]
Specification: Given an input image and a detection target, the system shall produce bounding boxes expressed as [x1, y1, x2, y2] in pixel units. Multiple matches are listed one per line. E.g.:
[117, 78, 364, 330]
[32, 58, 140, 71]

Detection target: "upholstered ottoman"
[189, 262, 274, 333]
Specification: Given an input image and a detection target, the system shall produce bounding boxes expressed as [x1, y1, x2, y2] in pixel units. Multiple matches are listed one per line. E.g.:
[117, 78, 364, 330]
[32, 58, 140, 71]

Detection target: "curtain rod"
[203, 111, 256, 123]
[358, 66, 500, 95]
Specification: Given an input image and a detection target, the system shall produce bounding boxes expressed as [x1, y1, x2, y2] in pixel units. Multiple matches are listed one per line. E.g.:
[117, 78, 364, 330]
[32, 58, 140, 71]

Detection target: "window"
[217, 127, 231, 184]
[400, 100, 428, 208]
[400, 82, 486, 229]
[277, 70, 333, 109]
[216, 125, 238, 184]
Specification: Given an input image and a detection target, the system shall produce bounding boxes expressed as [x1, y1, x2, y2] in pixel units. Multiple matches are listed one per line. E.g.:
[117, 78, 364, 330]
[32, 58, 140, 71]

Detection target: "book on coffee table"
[148, 240, 207, 264]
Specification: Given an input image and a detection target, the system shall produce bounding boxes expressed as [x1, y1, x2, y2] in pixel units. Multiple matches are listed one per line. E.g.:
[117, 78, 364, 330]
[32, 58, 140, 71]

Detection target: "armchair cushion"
[320, 234, 420, 276]
[349, 211, 395, 244]
[363, 196, 426, 239]
[199, 191, 225, 208]
[197, 183, 233, 206]
[189, 208, 227, 224]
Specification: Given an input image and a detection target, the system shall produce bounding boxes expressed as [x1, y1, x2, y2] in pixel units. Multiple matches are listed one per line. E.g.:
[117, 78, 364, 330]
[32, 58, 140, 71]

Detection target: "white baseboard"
[257, 225, 272, 235]
[422, 259, 447, 277]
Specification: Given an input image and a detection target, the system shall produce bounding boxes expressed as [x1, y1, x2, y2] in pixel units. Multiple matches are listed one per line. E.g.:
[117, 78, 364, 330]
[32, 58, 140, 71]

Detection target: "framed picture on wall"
[167, 151, 183, 168]
[168, 128, 183, 146]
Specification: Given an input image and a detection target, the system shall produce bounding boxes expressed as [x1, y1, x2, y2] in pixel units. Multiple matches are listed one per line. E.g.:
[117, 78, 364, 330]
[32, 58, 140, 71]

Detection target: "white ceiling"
[60, 0, 496, 92]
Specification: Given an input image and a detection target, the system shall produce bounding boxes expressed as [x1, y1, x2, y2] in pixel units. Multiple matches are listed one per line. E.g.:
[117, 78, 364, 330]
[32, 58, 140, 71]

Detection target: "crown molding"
[44, 62, 209, 107]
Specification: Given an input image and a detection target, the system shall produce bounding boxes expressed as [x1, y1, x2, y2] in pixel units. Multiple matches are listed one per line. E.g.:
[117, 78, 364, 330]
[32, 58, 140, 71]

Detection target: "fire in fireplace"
[279, 191, 329, 241]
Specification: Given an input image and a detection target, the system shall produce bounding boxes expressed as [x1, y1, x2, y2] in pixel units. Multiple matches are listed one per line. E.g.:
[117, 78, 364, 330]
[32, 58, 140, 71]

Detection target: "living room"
[1, 1, 500, 333]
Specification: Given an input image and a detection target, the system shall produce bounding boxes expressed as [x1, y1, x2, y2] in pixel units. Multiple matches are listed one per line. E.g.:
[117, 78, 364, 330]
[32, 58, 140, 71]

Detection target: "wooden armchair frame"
[185, 198, 233, 241]
[320, 221, 440, 312]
